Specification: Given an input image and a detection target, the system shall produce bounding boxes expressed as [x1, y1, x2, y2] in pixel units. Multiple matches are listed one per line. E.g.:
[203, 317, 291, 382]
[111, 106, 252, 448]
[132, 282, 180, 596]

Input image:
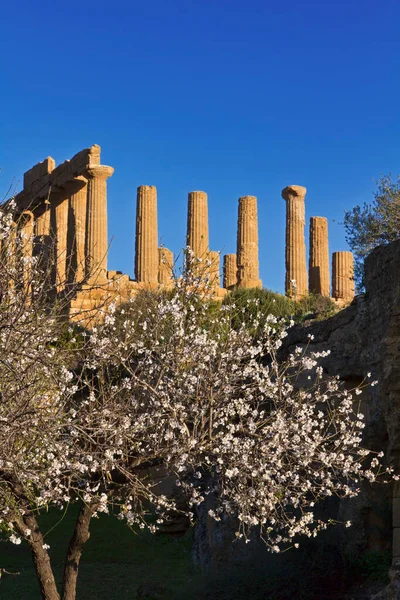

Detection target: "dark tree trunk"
[16, 512, 60, 600]
[61, 502, 98, 600]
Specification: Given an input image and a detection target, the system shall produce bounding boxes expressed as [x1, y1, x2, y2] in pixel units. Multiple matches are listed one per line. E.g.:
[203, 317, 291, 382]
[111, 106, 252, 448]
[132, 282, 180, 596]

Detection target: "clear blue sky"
[1, 0, 400, 293]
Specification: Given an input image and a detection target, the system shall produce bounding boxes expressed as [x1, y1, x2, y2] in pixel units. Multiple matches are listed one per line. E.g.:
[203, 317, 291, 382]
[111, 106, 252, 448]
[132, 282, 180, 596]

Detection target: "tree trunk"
[16, 513, 60, 600]
[61, 502, 98, 600]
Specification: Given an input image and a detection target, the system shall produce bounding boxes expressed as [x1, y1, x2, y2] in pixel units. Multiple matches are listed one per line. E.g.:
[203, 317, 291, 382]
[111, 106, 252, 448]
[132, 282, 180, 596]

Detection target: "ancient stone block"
[282, 185, 308, 298]
[69, 181, 87, 284]
[309, 216, 330, 296]
[135, 186, 159, 284]
[208, 250, 221, 289]
[223, 253, 237, 290]
[236, 196, 262, 289]
[158, 247, 173, 286]
[332, 251, 355, 303]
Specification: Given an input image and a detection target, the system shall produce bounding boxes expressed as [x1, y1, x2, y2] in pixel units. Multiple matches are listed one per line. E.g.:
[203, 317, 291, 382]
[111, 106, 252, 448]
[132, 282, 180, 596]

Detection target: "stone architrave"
[70, 179, 87, 283]
[135, 186, 159, 284]
[236, 195, 262, 289]
[223, 254, 237, 289]
[332, 251, 355, 303]
[187, 191, 209, 261]
[208, 250, 221, 289]
[282, 185, 308, 299]
[84, 165, 114, 284]
[309, 216, 330, 296]
[54, 198, 69, 291]
[158, 247, 173, 285]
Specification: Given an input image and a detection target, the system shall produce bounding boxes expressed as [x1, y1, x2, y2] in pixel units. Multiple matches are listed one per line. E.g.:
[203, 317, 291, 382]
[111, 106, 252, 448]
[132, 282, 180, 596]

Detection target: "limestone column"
[70, 179, 87, 283]
[187, 191, 209, 260]
[332, 251, 355, 303]
[135, 185, 159, 284]
[282, 185, 308, 299]
[84, 165, 114, 284]
[55, 199, 69, 291]
[309, 216, 330, 296]
[20, 211, 34, 296]
[236, 196, 262, 289]
[208, 250, 220, 289]
[223, 254, 237, 289]
[158, 247, 173, 285]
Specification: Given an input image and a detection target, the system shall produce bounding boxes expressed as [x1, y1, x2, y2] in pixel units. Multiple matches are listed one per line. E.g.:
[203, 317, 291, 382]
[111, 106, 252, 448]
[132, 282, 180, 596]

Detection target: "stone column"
[158, 247, 173, 285]
[236, 195, 262, 289]
[135, 185, 159, 284]
[84, 165, 114, 284]
[223, 254, 237, 289]
[20, 211, 34, 295]
[55, 198, 69, 291]
[187, 191, 209, 260]
[309, 216, 330, 297]
[70, 179, 87, 283]
[208, 250, 220, 289]
[282, 185, 308, 299]
[332, 251, 355, 303]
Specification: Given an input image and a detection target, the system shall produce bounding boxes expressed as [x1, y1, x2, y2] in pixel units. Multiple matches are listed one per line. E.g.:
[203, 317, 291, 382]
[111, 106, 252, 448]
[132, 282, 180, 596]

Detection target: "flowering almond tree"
[0, 224, 390, 600]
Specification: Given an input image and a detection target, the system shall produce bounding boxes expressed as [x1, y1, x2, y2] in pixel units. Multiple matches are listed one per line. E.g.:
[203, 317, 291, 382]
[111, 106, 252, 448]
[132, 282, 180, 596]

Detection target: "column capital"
[282, 185, 307, 201]
[84, 165, 114, 181]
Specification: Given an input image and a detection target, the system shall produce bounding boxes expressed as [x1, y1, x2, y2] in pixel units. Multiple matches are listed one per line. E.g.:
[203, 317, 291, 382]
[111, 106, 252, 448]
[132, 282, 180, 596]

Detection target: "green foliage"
[225, 287, 336, 336]
[344, 174, 400, 290]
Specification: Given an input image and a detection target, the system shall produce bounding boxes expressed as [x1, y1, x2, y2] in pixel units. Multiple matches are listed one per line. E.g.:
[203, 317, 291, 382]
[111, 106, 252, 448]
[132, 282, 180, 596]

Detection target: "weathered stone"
[53, 198, 69, 291]
[208, 250, 221, 290]
[20, 210, 34, 295]
[236, 195, 262, 289]
[84, 165, 114, 284]
[69, 179, 87, 284]
[187, 191, 209, 260]
[24, 157, 55, 189]
[16, 145, 101, 210]
[332, 251, 354, 304]
[309, 216, 330, 296]
[158, 247, 173, 286]
[282, 185, 308, 298]
[223, 253, 237, 289]
[135, 186, 159, 284]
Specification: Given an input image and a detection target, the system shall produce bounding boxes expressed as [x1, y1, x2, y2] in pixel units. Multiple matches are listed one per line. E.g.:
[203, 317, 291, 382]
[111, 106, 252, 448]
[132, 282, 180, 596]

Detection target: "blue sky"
[1, 0, 400, 293]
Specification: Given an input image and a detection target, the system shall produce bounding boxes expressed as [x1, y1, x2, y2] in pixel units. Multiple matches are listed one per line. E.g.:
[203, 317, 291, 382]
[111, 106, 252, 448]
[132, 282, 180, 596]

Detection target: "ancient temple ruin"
[11, 145, 355, 323]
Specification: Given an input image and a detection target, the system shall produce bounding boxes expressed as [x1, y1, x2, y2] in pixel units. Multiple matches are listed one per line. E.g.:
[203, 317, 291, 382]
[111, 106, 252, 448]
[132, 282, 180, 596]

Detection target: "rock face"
[332, 250, 355, 304]
[194, 239, 400, 593]
[135, 185, 159, 284]
[282, 185, 308, 298]
[236, 195, 262, 289]
[223, 253, 237, 289]
[309, 216, 330, 296]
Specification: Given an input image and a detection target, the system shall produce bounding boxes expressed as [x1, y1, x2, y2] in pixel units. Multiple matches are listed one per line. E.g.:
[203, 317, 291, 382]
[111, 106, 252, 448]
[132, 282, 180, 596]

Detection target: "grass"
[0, 506, 195, 599]
[0, 507, 390, 600]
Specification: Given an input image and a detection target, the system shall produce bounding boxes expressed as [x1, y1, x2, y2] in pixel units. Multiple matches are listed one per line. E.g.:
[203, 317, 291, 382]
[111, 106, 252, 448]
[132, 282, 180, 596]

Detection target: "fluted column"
[135, 185, 159, 283]
[208, 250, 220, 290]
[70, 181, 87, 283]
[332, 251, 354, 303]
[282, 185, 308, 299]
[158, 247, 173, 285]
[187, 191, 209, 260]
[55, 199, 69, 291]
[21, 211, 34, 295]
[84, 165, 114, 284]
[223, 254, 237, 289]
[236, 195, 262, 289]
[309, 216, 330, 296]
